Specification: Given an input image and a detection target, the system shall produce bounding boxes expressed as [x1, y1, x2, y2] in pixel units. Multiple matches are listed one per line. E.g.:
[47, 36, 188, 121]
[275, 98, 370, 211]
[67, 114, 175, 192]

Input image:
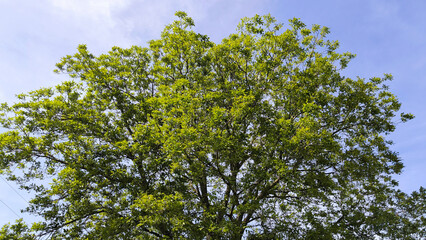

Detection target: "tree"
[0, 12, 424, 239]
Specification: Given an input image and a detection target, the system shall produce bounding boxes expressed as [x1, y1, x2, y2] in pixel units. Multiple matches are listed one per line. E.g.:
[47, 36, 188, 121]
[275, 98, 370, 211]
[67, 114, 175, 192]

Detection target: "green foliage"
[0, 12, 424, 239]
[0, 219, 35, 240]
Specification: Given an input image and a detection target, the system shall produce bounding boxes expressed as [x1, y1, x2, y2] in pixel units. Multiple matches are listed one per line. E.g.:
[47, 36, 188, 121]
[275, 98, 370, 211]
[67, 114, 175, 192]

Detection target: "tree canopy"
[0, 12, 424, 239]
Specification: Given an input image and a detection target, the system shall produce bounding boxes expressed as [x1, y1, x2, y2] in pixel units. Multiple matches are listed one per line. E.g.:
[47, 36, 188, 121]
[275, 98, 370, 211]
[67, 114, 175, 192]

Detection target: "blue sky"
[0, 0, 425, 227]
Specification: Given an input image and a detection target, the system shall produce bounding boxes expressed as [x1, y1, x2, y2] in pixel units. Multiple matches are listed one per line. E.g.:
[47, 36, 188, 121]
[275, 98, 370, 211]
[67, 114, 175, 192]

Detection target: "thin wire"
[11, 164, 18, 172]
[0, 199, 20, 218]
[0, 175, 28, 203]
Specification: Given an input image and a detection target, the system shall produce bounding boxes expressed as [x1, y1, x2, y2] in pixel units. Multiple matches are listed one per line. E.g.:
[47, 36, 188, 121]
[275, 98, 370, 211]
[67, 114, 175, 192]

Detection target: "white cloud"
[111, 0, 271, 44]
[49, 0, 130, 22]
[50, 0, 132, 39]
[44, 0, 134, 52]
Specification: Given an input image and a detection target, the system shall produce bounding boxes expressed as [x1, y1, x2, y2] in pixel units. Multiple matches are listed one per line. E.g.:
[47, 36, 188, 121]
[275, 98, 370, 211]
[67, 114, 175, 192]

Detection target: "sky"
[0, 0, 425, 227]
